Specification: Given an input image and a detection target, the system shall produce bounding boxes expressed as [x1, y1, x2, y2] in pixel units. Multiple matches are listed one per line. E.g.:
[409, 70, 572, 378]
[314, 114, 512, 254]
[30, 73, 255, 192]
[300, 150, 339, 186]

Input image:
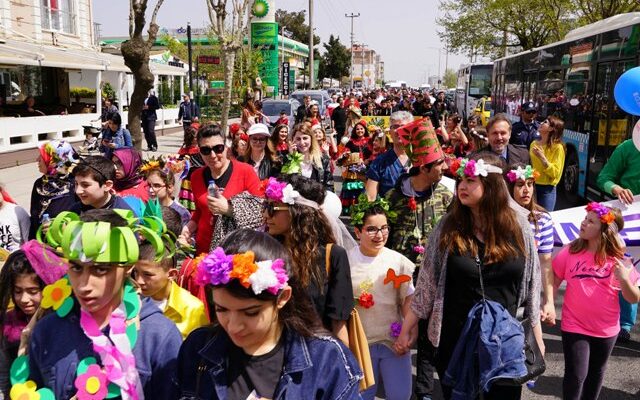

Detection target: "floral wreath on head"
[350, 193, 397, 226]
[506, 165, 541, 183]
[196, 247, 289, 295]
[449, 157, 503, 178]
[264, 177, 320, 209]
[140, 154, 190, 181]
[585, 202, 616, 225]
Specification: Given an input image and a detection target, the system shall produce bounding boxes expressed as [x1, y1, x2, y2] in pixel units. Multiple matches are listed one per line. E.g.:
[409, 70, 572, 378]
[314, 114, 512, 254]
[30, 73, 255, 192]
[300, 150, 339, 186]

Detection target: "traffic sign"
[210, 81, 224, 89]
[281, 62, 290, 96]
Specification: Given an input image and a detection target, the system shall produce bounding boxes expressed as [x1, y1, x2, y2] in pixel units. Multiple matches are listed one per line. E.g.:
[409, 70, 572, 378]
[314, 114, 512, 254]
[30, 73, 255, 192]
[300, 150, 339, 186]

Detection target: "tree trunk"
[220, 49, 236, 136]
[121, 38, 154, 150]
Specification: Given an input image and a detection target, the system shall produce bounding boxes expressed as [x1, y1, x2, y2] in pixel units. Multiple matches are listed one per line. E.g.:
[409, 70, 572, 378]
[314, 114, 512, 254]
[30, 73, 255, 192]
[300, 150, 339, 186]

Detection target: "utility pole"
[187, 22, 193, 96]
[360, 43, 366, 89]
[345, 12, 360, 90]
[309, 0, 314, 89]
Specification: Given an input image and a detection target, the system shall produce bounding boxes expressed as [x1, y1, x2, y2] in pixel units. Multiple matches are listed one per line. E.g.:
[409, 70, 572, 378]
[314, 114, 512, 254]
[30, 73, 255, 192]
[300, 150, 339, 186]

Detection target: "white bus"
[455, 63, 493, 120]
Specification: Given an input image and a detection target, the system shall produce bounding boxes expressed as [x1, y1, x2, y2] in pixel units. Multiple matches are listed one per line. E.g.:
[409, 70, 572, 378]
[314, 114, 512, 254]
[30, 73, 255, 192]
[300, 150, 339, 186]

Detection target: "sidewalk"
[0, 129, 186, 211]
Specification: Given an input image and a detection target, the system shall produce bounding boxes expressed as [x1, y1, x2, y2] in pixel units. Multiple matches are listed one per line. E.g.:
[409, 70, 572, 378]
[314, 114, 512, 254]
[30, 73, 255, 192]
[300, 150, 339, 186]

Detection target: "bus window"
[505, 74, 521, 117]
[469, 66, 492, 97]
[539, 69, 565, 118]
[563, 80, 589, 133]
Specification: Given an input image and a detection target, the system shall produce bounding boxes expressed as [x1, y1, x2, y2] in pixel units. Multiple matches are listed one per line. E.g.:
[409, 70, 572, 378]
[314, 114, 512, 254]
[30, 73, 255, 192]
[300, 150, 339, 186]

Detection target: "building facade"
[352, 44, 384, 89]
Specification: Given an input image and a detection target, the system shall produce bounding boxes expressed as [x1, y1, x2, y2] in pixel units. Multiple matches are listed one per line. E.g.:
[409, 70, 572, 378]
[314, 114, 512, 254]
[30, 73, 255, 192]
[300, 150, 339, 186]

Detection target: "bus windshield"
[469, 66, 492, 97]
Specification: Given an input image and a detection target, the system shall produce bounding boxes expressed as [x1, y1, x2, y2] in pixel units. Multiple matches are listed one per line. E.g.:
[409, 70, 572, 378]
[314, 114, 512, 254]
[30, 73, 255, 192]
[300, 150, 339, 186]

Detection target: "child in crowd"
[348, 197, 415, 400]
[70, 155, 134, 214]
[134, 241, 209, 339]
[175, 229, 362, 399]
[112, 148, 150, 202]
[141, 155, 191, 227]
[80, 130, 99, 153]
[17, 209, 182, 399]
[178, 125, 204, 168]
[274, 110, 289, 127]
[368, 125, 387, 163]
[0, 185, 30, 253]
[0, 249, 44, 398]
[553, 202, 640, 400]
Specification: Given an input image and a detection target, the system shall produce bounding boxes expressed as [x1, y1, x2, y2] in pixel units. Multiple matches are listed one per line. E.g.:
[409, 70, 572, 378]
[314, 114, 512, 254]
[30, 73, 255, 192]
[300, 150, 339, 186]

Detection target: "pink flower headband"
[449, 157, 503, 178]
[196, 247, 289, 295]
[265, 177, 320, 209]
[585, 202, 616, 225]
[506, 165, 541, 183]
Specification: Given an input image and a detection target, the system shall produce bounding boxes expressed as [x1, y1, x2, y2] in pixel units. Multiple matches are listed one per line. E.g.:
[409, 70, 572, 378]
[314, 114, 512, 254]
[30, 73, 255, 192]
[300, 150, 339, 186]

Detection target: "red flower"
[408, 197, 417, 211]
[449, 158, 461, 176]
[358, 292, 375, 309]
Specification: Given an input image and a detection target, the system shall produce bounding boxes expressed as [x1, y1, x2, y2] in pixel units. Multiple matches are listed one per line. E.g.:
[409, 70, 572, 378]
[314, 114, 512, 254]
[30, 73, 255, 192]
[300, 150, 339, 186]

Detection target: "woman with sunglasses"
[178, 124, 262, 256]
[529, 116, 565, 211]
[262, 174, 353, 345]
[242, 123, 281, 180]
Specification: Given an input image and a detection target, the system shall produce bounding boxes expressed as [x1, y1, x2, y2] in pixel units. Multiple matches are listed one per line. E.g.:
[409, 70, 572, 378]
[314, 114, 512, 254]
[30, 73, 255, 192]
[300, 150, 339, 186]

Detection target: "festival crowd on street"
[0, 82, 639, 400]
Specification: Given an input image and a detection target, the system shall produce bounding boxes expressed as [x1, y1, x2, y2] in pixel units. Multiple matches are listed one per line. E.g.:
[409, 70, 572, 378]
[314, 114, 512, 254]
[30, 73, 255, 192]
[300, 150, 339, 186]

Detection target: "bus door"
[587, 59, 636, 200]
[523, 71, 538, 104]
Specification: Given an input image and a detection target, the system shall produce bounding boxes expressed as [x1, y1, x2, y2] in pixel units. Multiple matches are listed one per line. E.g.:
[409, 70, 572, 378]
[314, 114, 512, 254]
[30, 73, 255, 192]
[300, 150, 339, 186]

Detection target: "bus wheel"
[561, 149, 579, 205]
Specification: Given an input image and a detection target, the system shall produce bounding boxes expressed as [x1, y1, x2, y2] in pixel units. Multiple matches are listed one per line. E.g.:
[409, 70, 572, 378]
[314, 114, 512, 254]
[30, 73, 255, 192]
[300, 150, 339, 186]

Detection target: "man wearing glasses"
[510, 101, 540, 148]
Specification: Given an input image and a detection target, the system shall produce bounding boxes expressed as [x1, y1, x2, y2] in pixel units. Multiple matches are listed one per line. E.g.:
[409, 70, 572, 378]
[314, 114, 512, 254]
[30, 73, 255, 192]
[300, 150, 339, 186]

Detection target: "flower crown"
[350, 193, 397, 226]
[449, 157, 503, 178]
[264, 177, 319, 208]
[585, 202, 616, 225]
[140, 154, 189, 180]
[196, 247, 289, 295]
[506, 165, 541, 183]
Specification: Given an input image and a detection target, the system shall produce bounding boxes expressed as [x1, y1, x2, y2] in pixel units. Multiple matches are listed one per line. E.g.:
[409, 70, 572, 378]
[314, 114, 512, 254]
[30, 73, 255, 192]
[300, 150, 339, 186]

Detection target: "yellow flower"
[10, 380, 39, 400]
[41, 277, 72, 310]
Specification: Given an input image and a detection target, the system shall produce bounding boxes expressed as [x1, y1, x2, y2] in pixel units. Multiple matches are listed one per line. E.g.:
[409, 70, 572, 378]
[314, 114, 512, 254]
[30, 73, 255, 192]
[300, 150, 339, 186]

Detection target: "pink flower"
[74, 364, 108, 400]
[268, 259, 289, 295]
[413, 245, 425, 254]
[196, 247, 234, 286]
[265, 178, 287, 202]
[463, 159, 477, 177]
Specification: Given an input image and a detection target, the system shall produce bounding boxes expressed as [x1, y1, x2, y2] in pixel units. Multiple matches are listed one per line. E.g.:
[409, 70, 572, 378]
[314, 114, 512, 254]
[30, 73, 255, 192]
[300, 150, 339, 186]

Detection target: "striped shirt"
[531, 211, 554, 254]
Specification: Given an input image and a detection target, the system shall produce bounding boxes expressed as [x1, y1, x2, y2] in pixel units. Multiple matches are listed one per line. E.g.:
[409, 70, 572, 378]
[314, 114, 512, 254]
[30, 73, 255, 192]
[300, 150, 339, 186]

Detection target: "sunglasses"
[262, 202, 289, 217]
[199, 144, 226, 156]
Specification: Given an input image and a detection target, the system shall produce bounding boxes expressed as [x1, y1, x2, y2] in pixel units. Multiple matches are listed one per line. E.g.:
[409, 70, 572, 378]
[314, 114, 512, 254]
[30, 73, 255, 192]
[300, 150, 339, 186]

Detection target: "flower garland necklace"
[10, 279, 142, 400]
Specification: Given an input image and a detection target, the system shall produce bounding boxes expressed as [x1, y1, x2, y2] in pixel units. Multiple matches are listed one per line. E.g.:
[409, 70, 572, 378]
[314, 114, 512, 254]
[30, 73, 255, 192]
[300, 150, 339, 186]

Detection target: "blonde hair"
[569, 207, 624, 266]
[292, 122, 323, 169]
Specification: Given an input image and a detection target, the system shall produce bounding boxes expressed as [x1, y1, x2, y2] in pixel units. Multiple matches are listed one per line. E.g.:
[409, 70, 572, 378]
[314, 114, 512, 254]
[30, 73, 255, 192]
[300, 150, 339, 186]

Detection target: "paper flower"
[506, 165, 539, 183]
[10, 381, 39, 400]
[450, 157, 502, 178]
[41, 277, 72, 311]
[249, 261, 280, 295]
[390, 322, 402, 338]
[74, 364, 108, 400]
[408, 197, 417, 211]
[413, 245, 425, 254]
[280, 184, 301, 205]
[358, 292, 375, 309]
[230, 252, 258, 288]
[585, 202, 616, 225]
[196, 247, 234, 286]
[265, 177, 287, 201]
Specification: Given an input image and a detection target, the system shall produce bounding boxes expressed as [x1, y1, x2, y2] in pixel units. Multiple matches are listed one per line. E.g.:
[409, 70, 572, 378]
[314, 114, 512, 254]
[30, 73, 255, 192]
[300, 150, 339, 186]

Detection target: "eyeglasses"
[199, 144, 226, 156]
[250, 136, 268, 142]
[148, 183, 166, 190]
[262, 202, 289, 217]
[364, 225, 390, 236]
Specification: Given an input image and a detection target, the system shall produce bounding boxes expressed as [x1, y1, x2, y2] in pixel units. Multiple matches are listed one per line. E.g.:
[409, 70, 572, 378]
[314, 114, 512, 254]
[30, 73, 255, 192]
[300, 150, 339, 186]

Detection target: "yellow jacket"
[530, 141, 565, 186]
[163, 280, 209, 339]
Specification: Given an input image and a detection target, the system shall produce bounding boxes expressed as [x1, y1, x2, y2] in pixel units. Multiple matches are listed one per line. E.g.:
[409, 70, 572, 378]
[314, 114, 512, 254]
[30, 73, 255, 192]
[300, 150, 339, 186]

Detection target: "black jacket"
[143, 95, 160, 119]
[246, 157, 281, 180]
[178, 101, 200, 122]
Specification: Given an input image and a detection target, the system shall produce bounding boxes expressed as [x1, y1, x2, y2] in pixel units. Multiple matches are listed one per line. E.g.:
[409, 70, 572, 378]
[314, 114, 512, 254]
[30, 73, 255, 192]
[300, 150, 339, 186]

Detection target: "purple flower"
[197, 247, 234, 286]
[390, 322, 402, 338]
[265, 178, 287, 201]
[413, 245, 425, 254]
[463, 159, 477, 177]
[267, 259, 289, 295]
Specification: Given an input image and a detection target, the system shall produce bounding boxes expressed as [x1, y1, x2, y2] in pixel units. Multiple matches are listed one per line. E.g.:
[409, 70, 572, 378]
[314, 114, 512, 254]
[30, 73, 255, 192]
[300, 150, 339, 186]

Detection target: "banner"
[251, 22, 279, 95]
[550, 196, 640, 260]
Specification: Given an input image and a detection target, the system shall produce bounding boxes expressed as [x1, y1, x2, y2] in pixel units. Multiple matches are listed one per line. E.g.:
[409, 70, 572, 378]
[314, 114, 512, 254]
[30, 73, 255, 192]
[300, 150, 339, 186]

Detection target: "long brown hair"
[279, 174, 336, 289]
[505, 163, 548, 233]
[439, 153, 526, 263]
[569, 207, 624, 266]
[543, 116, 564, 148]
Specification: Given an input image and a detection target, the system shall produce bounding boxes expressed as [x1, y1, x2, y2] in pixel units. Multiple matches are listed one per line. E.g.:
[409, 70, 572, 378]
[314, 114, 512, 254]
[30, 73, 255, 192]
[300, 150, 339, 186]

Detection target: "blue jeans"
[619, 291, 638, 332]
[361, 343, 412, 400]
[536, 184, 557, 211]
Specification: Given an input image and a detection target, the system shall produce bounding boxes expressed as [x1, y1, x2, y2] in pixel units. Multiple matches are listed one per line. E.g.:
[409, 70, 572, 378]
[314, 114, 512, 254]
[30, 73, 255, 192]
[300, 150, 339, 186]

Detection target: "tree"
[207, 0, 252, 134]
[275, 9, 320, 60]
[121, 0, 165, 150]
[318, 35, 350, 81]
[575, 0, 640, 24]
[443, 68, 457, 88]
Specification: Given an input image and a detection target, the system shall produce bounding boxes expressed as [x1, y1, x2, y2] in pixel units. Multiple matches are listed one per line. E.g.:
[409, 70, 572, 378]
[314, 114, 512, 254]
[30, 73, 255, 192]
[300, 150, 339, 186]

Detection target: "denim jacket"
[443, 300, 528, 399]
[176, 327, 363, 400]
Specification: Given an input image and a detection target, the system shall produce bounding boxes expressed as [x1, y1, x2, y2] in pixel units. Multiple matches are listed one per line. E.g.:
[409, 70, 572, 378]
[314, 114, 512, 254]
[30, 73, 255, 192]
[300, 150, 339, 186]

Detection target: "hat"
[247, 123, 271, 137]
[348, 106, 362, 118]
[522, 102, 536, 112]
[396, 118, 444, 166]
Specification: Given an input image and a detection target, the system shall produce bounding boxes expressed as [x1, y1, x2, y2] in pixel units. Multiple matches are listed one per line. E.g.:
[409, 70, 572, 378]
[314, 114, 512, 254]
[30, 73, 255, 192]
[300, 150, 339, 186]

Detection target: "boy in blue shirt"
[71, 156, 135, 214]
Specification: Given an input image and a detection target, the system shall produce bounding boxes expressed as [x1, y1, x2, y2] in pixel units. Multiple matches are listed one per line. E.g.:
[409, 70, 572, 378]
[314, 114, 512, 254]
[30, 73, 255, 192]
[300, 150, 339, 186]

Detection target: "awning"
[0, 39, 185, 76]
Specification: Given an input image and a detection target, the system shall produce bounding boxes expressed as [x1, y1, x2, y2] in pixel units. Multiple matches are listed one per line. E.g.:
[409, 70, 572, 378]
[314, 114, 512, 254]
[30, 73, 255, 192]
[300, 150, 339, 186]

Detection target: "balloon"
[614, 67, 640, 116]
[322, 191, 342, 220]
[632, 119, 640, 152]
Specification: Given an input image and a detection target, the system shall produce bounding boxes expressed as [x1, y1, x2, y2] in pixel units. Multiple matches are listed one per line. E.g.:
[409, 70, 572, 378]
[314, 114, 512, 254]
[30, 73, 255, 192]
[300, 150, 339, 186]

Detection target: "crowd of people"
[0, 86, 638, 400]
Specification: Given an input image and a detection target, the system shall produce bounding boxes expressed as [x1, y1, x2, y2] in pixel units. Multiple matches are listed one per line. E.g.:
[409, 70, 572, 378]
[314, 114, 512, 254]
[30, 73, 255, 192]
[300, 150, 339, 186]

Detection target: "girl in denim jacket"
[175, 229, 362, 400]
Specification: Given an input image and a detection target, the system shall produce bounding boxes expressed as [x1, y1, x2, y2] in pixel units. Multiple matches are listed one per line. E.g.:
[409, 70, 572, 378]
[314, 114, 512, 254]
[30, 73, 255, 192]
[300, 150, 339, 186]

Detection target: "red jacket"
[190, 159, 262, 254]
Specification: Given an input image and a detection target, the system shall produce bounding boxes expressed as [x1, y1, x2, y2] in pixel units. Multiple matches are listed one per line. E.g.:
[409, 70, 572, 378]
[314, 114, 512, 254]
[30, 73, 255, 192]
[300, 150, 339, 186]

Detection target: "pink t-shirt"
[553, 246, 640, 338]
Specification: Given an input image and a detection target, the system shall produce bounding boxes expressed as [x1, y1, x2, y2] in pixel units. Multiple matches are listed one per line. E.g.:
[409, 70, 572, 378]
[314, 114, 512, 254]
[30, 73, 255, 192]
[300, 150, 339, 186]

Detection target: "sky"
[93, 0, 475, 86]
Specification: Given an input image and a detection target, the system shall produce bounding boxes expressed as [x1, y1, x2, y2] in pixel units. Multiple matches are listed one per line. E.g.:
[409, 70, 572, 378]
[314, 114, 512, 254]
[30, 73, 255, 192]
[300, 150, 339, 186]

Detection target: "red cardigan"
[190, 159, 263, 254]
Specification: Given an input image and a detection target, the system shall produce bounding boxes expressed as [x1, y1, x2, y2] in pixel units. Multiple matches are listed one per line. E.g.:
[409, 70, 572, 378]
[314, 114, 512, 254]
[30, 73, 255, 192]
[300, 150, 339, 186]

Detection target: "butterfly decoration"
[384, 268, 412, 289]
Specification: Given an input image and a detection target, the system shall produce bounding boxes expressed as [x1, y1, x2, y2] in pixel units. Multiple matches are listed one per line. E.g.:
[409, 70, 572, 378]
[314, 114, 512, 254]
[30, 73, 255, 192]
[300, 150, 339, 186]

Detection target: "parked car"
[290, 90, 332, 119]
[473, 96, 492, 126]
[260, 98, 301, 131]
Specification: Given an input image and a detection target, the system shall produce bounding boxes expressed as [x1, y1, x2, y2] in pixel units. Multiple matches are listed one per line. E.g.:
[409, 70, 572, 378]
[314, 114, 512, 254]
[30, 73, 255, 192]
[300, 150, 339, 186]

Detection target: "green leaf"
[76, 357, 97, 375]
[9, 355, 29, 384]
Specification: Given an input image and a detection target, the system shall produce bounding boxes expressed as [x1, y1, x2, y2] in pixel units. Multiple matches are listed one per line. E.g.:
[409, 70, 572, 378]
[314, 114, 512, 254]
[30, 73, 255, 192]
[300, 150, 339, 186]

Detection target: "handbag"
[325, 244, 375, 392]
[475, 255, 546, 386]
